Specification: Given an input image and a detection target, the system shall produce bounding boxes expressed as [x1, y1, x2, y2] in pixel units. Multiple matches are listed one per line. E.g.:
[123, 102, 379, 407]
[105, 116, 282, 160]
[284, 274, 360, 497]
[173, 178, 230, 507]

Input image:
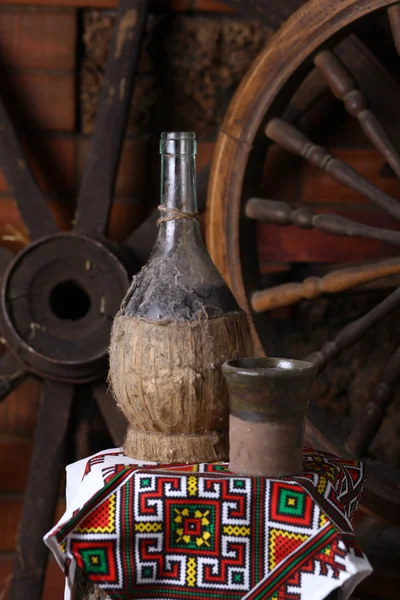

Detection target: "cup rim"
[222, 356, 316, 376]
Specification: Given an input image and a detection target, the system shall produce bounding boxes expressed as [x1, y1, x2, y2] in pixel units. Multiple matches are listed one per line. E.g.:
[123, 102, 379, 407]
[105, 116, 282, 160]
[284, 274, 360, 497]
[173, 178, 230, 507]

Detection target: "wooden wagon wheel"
[207, 0, 400, 542]
[0, 1, 160, 598]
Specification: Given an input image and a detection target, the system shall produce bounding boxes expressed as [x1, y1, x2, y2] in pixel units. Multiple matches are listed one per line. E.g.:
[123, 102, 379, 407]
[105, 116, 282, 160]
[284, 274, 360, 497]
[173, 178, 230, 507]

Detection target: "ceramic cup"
[222, 357, 316, 477]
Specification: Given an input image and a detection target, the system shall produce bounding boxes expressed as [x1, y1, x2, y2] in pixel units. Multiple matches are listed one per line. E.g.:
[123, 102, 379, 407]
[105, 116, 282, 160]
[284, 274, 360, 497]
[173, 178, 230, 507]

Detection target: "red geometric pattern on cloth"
[48, 449, 371, 600]
[71, 539, 118, 583]
[245, 524, 343, 600]
[102, 461, 216, 484]
[270, 537, 347, 600]
[103, 464, 131, 485]
[75, 494, 116, 534]
[268, 530, 308, 571]
[270, 482, 314, 527]
[348, 468, 361, 483]
[83, 450, 125, 479]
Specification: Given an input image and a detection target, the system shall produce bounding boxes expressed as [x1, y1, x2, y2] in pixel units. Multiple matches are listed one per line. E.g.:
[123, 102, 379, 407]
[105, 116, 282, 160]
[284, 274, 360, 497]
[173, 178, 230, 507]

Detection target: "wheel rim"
[207, 0, 400, 522]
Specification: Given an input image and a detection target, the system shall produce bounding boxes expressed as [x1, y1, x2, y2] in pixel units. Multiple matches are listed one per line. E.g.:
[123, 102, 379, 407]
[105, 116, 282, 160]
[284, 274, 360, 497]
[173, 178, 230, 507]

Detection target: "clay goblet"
[222, 357, 316, 478]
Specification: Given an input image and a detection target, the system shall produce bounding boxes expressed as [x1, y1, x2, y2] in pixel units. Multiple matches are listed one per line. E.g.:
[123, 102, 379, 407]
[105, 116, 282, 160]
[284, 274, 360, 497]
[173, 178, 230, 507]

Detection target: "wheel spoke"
[74, 0, 149, 236]
[334, 35, 400, 155]
[246, 197, 400, 245]
[0, 96, 58, 240]
[284, 34, 400, 135]
[10, 380, 74, 600]
[92, 382, 127, 447]
[305, 286, 400, 372]
[265, 119, 400, 221]
[282, 67, 328, 124]
[346, 343, 400, 457]
[124, 207, 159, 266]
[314, 49, 400, 179]
[251, 257, 400, 312]
[0, 350, 26, 402]
[388, 5, 400, 57]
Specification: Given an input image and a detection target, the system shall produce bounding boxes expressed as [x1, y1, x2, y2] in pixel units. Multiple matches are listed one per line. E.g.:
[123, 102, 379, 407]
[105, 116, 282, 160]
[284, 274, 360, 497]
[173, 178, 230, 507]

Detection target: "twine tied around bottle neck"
[157, 205, 199, 226]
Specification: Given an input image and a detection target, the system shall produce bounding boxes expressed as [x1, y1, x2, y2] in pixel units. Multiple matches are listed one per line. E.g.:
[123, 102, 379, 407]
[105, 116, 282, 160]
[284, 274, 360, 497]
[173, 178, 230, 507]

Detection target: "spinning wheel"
[0, 1, 154, 598]
[207, 0, 400, 534]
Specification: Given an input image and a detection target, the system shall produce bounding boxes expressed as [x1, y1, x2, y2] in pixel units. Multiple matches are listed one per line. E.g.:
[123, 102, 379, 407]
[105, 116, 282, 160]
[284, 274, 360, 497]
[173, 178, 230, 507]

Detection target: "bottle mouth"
[160, 132, 197, 155]
[161, 132, 196, 140]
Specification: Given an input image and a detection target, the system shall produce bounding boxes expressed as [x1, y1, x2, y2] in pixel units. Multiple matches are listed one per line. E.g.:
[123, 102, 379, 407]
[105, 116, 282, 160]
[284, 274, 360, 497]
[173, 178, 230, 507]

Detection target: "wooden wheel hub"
[0, 233, 130, 382]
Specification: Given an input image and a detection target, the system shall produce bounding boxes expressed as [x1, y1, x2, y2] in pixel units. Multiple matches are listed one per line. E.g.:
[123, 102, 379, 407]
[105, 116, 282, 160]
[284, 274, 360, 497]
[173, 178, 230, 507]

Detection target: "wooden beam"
[0, 0, 235, 11]
[74, 0, 148, 236]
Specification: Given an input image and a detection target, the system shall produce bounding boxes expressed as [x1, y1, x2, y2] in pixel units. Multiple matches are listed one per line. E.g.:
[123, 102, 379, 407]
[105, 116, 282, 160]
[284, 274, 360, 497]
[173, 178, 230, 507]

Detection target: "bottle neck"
[119, 132, 241, 320]
[160, 152, 197, 214]
[157, 149, 200, 253]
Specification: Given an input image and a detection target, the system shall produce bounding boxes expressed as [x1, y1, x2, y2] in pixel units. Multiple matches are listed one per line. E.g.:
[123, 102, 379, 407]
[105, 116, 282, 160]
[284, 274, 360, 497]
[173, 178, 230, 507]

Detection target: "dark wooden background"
[0, 1, 398, 597]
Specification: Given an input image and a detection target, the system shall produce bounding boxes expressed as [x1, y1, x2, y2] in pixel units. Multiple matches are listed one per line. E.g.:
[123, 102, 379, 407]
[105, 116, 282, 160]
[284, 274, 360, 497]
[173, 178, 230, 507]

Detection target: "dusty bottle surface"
[109, 132, 253, 463]
[121, 132, 239, 320]
[222, 357, 316, 477]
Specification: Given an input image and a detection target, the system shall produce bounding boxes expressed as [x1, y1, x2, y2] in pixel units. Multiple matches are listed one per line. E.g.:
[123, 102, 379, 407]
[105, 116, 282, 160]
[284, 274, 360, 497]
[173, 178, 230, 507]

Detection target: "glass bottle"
[120, 131, 240, 320]
[109, 132, 253, 463]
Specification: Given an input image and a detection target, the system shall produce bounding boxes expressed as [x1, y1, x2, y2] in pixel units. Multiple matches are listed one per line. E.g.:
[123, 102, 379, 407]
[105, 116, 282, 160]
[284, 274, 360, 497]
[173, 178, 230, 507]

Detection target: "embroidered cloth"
[44, 447, 372, 600]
